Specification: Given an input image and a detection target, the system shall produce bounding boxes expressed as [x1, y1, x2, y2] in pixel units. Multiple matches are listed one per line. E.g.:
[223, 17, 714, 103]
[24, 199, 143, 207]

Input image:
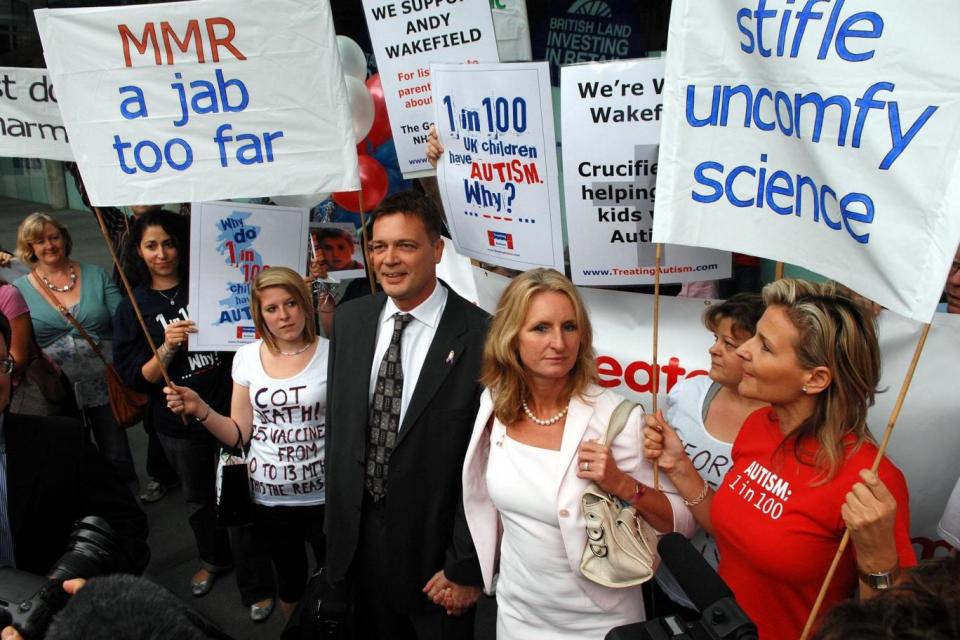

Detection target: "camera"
[607, 597, 756, 640]
[0, 516, 132, 639]
[606, 534, 757, 640]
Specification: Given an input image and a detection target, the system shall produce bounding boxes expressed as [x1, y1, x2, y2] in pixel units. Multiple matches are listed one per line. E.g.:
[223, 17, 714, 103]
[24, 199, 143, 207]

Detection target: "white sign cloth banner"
[361, 0, 499, 178]
[35, 0, 359, 206]
[461, 267, 960, 553]
[652, 1, 960, 322]
[433, 61, 564, 271]
[561, 59, 731, 286]
[0, 67, 73, 161]
[491, 0, 532, 63]
[189, 201, 309, 351]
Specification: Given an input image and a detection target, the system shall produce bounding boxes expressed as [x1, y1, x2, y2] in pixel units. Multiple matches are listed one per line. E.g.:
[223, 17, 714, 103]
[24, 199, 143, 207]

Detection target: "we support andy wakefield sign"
[652, 1, 960, 322]
[35, 0, 359, 206]
[361, 0, 499, 178]
[433, 62, 564, 271]
[561, 59, 730, 287]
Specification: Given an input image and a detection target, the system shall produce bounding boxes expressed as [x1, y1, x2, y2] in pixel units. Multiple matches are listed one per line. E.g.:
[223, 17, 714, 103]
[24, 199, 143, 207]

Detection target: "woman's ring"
[582, 461, 590, 472]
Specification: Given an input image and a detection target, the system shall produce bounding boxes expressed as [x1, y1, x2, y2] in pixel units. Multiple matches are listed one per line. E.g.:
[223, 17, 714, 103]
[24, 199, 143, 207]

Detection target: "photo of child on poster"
[307, 222, 366, 281]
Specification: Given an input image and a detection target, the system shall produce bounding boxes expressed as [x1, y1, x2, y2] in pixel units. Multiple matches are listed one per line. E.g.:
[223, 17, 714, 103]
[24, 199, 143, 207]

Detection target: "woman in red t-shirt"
[643, 279, 916, 639]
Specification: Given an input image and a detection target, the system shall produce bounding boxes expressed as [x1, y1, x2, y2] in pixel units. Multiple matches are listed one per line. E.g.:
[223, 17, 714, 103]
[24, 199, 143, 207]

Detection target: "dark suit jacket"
[4, 412, 150, 575]
[325, 283, 488, 612]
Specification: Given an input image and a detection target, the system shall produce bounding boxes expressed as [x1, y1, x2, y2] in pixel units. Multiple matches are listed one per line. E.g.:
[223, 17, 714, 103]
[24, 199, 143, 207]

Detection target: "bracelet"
[628, 482, 647, 510]
[683, 480, 710, 507]
[197, 408, 211, 423]
[157, 344, 175, 367]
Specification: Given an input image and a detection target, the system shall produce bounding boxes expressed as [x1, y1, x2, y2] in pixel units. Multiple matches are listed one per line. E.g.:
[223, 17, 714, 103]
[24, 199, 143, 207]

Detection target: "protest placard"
[35, 0, 359, 206]
[463, 266, 960, 550]
[308, 222, 365, 282]
[188, 201, 309, 351]
[432, 61, 564, 271]
[361, 0, 500, 178]
[561, 59, 730, 286]
[652, 1, 960, 322]
[0, 67, 72, 161]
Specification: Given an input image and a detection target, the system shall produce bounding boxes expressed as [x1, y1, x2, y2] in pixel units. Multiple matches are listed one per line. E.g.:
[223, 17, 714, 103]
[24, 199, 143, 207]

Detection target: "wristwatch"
[858, 563, 900, 590]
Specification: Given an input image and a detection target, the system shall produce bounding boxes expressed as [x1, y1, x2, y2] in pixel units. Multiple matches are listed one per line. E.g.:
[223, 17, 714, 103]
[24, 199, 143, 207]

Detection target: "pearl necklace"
[38, 265, 77, 292]
[279, 342, 312, 357]
[522, 398, 568, 426]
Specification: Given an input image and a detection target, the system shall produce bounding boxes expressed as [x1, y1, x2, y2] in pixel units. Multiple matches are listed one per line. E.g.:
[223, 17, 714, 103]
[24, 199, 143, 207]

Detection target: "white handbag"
[579, 400, 660, 588]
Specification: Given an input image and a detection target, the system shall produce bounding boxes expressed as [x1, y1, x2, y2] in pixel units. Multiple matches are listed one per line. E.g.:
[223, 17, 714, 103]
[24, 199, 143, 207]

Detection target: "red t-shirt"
[712, 408, 916, 640]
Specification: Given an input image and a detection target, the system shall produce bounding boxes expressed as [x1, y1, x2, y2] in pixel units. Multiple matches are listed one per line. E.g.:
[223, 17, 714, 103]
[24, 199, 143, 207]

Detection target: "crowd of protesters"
[0, 191, 958, 640]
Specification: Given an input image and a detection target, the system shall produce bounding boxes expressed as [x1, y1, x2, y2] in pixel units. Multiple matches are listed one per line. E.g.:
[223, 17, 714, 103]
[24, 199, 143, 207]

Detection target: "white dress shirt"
[368, 282, 448, 431]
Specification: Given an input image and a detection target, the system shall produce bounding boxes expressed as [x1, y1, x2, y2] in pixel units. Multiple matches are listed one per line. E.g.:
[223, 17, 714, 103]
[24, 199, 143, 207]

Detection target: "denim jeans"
[82, 403, 136, 485]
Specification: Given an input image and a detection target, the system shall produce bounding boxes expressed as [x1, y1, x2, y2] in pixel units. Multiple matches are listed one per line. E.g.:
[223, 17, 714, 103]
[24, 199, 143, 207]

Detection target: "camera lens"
[47, 516, 130, 581]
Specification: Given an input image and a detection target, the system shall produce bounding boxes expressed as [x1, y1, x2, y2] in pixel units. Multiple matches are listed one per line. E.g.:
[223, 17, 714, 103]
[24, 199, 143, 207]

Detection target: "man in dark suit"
[0, 313, 149, 577]
[325, 191, 488, 639]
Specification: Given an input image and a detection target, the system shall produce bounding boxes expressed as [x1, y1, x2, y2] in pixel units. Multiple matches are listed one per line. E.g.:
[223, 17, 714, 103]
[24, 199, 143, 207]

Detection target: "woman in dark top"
[112, 211, 276, 622]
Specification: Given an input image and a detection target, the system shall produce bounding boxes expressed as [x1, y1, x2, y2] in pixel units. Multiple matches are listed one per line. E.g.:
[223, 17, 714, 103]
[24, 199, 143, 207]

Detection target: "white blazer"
[462, 384, 696, 611]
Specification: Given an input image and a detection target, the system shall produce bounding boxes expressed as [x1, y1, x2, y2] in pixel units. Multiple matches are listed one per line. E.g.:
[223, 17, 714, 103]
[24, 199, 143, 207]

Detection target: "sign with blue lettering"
[652, 0, 960, 322]
[188, 201, 309, 351]
[35, 0, 359, 206]
[432, 61, 564, 271]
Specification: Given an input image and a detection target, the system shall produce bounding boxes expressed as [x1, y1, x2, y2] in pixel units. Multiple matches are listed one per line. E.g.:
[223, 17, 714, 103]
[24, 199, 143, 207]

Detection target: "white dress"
[486, 418, 645, 640]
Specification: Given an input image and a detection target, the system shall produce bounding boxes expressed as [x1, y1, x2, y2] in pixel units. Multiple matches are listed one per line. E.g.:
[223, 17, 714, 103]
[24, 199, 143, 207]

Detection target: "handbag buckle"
[589, 542, 608, 558]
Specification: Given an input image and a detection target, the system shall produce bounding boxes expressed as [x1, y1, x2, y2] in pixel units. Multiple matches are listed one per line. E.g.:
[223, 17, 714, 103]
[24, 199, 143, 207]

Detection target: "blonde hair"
[250, 267, 316, 354]
[16, 212, 73, 264]
[762, 278, 881, 482]
[481, 268, 597, 425]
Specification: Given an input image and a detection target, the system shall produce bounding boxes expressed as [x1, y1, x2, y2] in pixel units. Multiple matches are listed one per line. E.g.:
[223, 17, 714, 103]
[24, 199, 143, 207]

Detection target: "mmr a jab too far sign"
[36, 0, 359, 206]
[653, 0, 960, 322]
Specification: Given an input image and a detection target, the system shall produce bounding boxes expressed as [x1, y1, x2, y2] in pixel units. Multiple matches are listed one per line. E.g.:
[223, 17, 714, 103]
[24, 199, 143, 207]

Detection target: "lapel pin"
[445, 350, 455, 364]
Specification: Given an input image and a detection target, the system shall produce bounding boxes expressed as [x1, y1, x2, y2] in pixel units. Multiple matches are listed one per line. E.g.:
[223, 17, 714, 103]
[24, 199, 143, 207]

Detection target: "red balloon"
[366, 73, 392, 147]
[357, 140, 369, 156]
[333, 155, 389, 212]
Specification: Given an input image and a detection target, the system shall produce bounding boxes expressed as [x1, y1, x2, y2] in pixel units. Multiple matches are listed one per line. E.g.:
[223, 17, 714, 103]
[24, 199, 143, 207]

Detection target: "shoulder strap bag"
[35, 276, 148, 427]
[579, 399, 660, 588]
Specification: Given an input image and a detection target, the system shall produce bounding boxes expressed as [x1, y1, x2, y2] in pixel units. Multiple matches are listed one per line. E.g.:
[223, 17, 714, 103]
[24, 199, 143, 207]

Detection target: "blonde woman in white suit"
[460, 268, 695, 640]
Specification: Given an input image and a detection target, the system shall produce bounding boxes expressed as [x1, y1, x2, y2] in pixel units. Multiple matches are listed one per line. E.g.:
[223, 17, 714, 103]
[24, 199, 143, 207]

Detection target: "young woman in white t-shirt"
[165, 266, 328, 620]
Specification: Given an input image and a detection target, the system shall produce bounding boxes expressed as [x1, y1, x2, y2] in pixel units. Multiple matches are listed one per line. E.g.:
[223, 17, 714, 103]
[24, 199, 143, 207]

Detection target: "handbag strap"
[34, 272, 113, 370]
[597, 400, 640, 446]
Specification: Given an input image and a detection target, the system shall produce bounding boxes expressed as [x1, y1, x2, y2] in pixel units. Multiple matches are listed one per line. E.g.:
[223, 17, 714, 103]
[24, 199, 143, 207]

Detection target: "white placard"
[361, 0, 500, 178]
[0, 67, 73, 161]
[652, 1, 960, 322]
[561, 59, 731, 286]
[188, 201, 309, 351]
[36, 0, 359, 206]
[465, 267, 960, 553]
[432, 61, 564, 271]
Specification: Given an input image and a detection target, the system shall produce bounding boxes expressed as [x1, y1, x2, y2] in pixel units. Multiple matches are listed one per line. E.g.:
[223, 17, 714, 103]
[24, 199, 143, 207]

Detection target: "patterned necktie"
[365, 313, 412, 501]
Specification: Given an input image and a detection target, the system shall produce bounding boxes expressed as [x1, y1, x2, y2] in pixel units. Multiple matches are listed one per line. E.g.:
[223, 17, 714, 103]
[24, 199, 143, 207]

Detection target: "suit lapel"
[344, 295, 384, 458]
[396, 298, 466, 444]
[556, 395, 595, 487]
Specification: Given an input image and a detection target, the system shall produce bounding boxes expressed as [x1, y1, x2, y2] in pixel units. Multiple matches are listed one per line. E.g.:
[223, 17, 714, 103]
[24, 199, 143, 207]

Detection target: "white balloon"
[345, 76, 375, 142]
[272, 193, 330, 209]
[337, 36, 367, 81]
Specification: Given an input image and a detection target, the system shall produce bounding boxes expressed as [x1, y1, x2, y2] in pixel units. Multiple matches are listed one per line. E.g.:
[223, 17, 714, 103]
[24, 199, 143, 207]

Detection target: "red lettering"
[118, 23, 160, 67]
[118, 17, 244, 67]
[205, 17, 246, 62]
[662, 357, 685, 391]
[595, 354, 707, 394]
[160, 19, 204, 65]
[596, 355, 622, 388]
[625, 360, 655, 394]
